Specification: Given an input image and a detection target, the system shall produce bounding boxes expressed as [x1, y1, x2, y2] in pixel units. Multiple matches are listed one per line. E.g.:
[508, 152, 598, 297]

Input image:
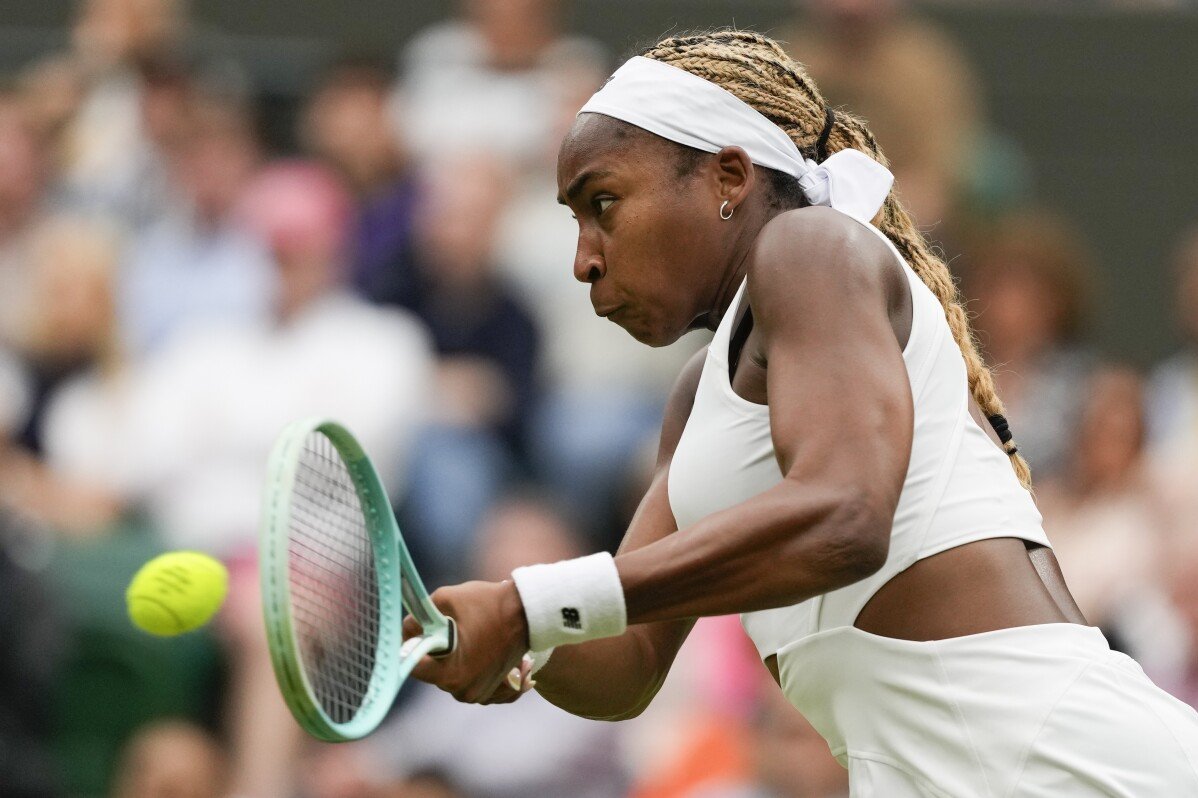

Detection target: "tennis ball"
[127, 551, 229, 636]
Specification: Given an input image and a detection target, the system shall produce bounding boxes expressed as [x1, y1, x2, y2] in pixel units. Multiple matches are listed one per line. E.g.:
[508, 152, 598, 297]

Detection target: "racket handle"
[430, 616, 457, 658]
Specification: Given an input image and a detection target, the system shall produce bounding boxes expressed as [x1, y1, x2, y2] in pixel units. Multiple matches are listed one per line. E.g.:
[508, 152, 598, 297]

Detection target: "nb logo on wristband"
[561, 607, 582, 630]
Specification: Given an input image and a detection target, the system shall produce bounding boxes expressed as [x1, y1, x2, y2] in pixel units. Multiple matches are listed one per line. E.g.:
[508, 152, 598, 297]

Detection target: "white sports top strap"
[667, 210, 1049, 660]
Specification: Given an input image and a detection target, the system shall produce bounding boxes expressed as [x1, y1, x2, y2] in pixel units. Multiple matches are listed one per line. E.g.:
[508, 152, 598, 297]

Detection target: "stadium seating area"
[0, 1, 1196, 796]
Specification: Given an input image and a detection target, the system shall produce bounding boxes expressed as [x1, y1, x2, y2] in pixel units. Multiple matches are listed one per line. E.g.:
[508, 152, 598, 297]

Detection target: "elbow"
[586, 702, 650, 723]
[572, 686, 658, 722]
[809, 488, 892, 588]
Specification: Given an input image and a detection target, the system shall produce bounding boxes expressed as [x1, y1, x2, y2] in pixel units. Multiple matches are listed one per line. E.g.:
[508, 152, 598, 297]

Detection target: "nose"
[573, 233, 606, 284]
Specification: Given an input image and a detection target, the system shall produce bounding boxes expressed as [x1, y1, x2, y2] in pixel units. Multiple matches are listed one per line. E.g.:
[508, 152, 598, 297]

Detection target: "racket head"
[260, 418, 453, 742]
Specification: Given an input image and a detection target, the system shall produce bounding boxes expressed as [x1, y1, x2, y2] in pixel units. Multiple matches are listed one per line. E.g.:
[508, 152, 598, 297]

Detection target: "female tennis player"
[405, 31, 1198, 794]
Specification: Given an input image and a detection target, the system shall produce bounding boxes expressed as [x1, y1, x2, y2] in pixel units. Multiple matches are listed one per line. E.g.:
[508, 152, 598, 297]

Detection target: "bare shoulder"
[656, 345, 708, 468]
[750, 207, 895, 293]
[747, 206, 906, 334]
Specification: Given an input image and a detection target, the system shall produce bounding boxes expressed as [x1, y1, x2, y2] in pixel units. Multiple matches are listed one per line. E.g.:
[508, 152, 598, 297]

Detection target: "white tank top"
[667, 213, 1051, 660]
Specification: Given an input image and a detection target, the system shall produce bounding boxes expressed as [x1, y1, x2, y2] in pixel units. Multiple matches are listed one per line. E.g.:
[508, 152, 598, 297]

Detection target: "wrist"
[499, 578, 531, 651]
[510, 552, 627, 651]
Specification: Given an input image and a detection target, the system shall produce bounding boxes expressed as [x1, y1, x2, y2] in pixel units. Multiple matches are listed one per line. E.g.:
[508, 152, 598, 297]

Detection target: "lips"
[595, 305, 622, 318]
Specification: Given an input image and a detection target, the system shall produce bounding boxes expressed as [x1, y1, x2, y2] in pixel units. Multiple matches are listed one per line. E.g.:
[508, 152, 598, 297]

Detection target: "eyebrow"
[558, 169, 613, 206]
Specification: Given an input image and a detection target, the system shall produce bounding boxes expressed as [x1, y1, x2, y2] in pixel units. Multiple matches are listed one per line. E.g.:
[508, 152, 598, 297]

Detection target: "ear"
[710, 146, 756, 214]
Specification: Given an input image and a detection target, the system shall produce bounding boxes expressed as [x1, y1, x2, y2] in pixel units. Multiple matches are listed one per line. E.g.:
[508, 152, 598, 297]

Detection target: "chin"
[617, 318, 684, 348]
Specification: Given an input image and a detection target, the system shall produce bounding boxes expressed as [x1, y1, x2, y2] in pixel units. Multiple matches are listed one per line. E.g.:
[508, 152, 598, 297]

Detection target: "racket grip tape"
[430, 616, 458, 658]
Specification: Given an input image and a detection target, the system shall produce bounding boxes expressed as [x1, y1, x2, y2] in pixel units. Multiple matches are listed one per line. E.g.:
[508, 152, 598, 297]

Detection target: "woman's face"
[556, 114, 730, 347]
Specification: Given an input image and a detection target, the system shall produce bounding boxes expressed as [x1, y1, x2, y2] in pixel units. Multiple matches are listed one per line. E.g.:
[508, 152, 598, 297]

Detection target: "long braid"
[643, 31, 1033, 488]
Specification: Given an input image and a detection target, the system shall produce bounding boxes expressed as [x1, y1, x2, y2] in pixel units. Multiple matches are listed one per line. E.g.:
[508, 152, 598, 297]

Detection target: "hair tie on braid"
[815, 107, 836, 162]
[987, 414, 1013, 445]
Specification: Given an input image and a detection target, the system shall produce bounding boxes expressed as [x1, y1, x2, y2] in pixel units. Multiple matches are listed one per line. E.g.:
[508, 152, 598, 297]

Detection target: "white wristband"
[528, 647, 554, 675]
[511, 552, 627, 651]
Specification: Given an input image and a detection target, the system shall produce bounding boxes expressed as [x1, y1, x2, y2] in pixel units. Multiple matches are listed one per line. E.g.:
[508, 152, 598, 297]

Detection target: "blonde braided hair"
[642, 30, 1032, 488]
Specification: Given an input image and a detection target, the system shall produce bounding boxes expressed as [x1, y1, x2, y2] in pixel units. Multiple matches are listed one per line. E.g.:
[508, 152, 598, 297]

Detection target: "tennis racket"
[260, 417, 457, 742]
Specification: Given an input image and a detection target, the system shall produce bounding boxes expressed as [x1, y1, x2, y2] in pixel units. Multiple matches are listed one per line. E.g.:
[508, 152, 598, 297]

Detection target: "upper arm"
[617, 343, 704, 557]
[607, 346, 707, 687]
[749, 208, 914, 553]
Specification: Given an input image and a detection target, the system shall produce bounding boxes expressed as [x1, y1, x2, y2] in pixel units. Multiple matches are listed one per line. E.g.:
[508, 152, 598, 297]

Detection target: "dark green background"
[1, 2, 1195, 364]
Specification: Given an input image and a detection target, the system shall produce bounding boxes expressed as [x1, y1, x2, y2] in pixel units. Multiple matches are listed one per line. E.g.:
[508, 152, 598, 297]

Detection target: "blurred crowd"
[0, 1, 1195, 797]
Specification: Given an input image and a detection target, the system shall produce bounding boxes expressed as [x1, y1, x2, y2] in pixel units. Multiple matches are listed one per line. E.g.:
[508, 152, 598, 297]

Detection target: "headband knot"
[580, 57, 893, 225]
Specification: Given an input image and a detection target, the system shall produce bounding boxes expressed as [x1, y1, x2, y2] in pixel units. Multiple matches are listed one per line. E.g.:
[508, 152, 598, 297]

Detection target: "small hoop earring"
[719, 201, 734, 220]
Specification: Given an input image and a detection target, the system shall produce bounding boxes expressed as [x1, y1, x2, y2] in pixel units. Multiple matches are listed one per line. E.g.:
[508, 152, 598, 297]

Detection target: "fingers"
[409, 653, 438, 684]
[407, 649, 500, 704]
[480, 681, 523, 705]
[485, 655, 536, 704]
[513, 653, 535, 692]
[400, 581, 529, 705]
[409, 653, 531, 705]
[401, 613, 423, 641]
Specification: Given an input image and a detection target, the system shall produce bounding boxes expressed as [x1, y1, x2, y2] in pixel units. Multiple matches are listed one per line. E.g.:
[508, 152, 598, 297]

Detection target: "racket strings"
[288, 431, 383, 724]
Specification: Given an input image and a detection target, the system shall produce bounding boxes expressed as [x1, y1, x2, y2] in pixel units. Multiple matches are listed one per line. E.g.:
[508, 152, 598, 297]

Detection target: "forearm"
[533, 621, 693, 720]
[618, 480, 888, 625]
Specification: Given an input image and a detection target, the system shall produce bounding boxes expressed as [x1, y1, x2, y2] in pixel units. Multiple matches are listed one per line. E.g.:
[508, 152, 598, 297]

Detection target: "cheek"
[612, 195, 706, 300]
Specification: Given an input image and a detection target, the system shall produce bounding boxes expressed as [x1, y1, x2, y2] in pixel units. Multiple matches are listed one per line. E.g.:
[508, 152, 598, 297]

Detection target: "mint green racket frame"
[260, 418, 456, 742]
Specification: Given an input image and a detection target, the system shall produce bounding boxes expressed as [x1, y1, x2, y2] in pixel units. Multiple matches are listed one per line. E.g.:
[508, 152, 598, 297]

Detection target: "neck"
[697, 204, 780, 332]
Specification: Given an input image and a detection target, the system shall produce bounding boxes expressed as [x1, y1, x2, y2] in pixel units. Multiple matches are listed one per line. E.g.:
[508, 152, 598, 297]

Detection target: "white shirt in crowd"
[396, 22, 607, 166]
[119, 209, 278, 358]
[43, 291, 433, 555]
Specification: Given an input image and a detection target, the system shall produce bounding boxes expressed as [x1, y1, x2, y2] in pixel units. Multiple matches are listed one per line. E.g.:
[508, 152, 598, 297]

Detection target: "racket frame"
[260, 418, 455, 742]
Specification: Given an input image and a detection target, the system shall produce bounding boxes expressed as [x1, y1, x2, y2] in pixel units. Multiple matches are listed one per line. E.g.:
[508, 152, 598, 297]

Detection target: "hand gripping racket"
[260, 418, 456, 741]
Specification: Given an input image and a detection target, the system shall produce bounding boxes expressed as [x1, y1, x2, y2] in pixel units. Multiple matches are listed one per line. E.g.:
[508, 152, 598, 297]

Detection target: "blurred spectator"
[0, 350, 31, 442]
[1148, 536, 1198, 709]
[0, 217, 225, 795]
[783, 0, 986, 229]
[620, 614, 763, 798]
[17, 55, 86, 175]
[0, 91, 51, 355]
[4, 216, 129, 533]
[1037, 366, 1169, 647]
[118, 89, 276, 357]
[134, 160, 432, 555]
[120, 161, 434, 798]
[1147, 226, 1198, 523]
[965, 211, 1098, 479]
[109, 720, 226, 798]
[397, 155, 540, 581]
[692, 681, 849, 798]
[0, 512, 63, 798]
[396, 0, 606, 165]
[357, 495, 629, 797]
[1143, 232, 1198, 695]
[741, 682, 850, 798]
[494, 61, 704, 546]
[410, 155, 538, 441]
[71, 0, 185, 72]
[59, 0, 189, 222]
[301, 58, 423, 307]
[384, 771, 466, 798]
[676, 674, 848, 798]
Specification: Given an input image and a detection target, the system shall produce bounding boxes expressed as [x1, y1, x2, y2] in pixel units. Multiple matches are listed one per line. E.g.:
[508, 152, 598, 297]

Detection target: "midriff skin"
[763, 538, 1073, 683]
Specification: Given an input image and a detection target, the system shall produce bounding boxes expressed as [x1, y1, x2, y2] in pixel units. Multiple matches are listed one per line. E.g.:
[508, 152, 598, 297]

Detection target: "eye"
[595, 196, 615, 215]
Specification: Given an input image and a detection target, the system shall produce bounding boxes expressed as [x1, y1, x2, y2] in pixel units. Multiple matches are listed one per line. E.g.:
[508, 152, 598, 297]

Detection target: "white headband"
[579, 56, 894, 224]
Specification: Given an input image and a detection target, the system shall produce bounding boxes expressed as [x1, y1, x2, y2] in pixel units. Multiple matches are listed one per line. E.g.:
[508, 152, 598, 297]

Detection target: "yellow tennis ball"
[126, 551, 229, 636]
